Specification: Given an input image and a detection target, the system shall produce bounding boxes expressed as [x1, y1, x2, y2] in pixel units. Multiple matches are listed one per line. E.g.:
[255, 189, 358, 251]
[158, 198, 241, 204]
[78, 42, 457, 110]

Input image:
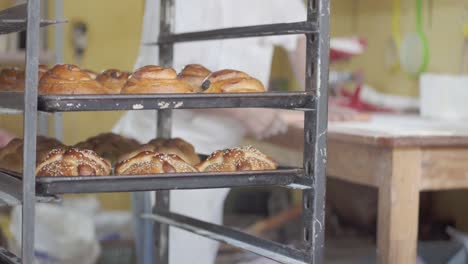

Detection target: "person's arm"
[0, 129, 15, 148]
[190, 108, 286, 139]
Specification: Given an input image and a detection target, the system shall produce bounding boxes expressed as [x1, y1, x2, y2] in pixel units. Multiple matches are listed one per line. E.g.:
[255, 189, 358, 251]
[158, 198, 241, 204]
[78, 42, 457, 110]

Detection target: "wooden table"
[266, 113, 468, 264]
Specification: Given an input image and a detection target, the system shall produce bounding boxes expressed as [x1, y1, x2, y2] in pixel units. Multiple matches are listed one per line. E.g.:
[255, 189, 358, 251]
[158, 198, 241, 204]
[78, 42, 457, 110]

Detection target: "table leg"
[377, 149, 421, 264]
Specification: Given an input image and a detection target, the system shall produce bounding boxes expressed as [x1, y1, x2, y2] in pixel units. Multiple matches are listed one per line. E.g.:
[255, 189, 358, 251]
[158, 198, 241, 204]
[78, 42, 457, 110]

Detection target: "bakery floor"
[215, 236, 375, 264]
[216, 212, 376, 264]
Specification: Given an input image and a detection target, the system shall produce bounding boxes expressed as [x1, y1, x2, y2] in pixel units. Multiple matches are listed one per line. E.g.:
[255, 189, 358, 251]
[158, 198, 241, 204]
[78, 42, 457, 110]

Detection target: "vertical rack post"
[22, 0, 41, 262]
[155, 0, 175, 263]
[37, 0, 49, 137]
[53, 0, 64, 141]
[303, 0, 330, 263]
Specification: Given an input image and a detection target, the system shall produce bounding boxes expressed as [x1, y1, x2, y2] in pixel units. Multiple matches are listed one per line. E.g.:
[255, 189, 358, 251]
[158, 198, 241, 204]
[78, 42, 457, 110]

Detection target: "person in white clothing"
[112, 1, 309, 264]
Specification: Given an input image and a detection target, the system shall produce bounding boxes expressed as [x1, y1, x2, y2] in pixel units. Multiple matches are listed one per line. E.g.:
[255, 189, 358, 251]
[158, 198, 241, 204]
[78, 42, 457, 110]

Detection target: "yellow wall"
[1, 0, 145, 210]
[50, 0, 144, 145]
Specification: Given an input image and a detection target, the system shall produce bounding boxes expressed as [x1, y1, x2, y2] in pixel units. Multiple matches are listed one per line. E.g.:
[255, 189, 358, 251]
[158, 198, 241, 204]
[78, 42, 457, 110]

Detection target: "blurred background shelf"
[0, 3, 66, 35]
[0, 50, 54, 65]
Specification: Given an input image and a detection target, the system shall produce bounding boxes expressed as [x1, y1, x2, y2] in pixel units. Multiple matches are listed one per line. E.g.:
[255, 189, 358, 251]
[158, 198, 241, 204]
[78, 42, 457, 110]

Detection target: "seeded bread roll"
[115, 151, 197, 175]
[96, 69, 130, 94]
[202, 69, 265, 93]
[36, 148, 111, 177]
[196, 146, 277, 172]
[39, 64, 113, 95]
[177, 64, 211, 92]
[121, 65, 192, 94]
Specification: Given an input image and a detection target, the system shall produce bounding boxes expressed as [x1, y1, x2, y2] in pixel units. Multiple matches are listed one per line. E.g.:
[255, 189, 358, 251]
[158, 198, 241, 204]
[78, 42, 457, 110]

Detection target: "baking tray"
[0, 92, 313, 112]
[37, 92, 313, 112]
[155, 21, 317, 44]
[0, 168, 309, 196]
[36, 168, 309, 195]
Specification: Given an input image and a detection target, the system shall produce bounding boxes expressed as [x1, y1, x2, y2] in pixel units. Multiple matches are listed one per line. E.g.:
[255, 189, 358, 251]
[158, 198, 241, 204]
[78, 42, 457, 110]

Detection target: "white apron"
[113, 0, 306, 263]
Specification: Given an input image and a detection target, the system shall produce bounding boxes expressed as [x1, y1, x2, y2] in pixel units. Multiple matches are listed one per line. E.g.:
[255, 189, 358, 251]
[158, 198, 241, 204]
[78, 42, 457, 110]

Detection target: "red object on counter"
[337, 85, 395, 113]
[330, 37, 367, 62]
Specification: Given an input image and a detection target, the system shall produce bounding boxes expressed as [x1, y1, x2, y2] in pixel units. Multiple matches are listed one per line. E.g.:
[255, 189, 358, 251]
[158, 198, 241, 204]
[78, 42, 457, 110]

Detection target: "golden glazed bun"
[14, 65, 49, 92]
[39, 64, 113, 95]
[74, 133, 140, 165]
[0, 65, 48, 92]
[0, 68, 20, 91]
[36, 148, 111, 177]
[202, 69, 265, 93]
[82, 69, 98, 80]
[115, 151, 197, 175]
[121, 65, 192, 94]
[196, 146, 277, 172]
[177, 64, 212, 92]
[96, 69, 130, 94]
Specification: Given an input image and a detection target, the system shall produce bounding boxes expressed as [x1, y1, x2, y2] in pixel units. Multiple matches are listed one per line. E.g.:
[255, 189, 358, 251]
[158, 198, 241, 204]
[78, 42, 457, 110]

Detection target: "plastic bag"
[9, 203, 100, 264]
[94, 211, 133, 241]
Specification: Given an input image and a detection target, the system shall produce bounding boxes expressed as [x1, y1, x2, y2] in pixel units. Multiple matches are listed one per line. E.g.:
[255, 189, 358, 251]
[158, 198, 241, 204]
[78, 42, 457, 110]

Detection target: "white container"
[420, 73, 468, 120]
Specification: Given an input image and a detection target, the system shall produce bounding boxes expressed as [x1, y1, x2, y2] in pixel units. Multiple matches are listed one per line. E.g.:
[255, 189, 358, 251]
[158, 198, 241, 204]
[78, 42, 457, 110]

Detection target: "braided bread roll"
[96, 69, 130, 94]
[146, 138, 200, 165]
[177, 64, 211, 92]
[39, 64, 113, 95]
[118, 137, 200, 166]
[196, 146, 277, 172]
[0, 138, 24, 173]
[74, 133, 140, 165]
[0, 137, 65, 174]
[202, 69, 265, 93]
[36, 148, 111, 176]
[121, 65, 192, 94]
[115, 151, 197, 175]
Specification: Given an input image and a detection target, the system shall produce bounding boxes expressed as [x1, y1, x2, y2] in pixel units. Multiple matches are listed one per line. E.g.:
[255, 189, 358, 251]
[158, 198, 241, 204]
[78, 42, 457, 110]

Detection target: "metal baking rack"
[0, 0, 329, 263]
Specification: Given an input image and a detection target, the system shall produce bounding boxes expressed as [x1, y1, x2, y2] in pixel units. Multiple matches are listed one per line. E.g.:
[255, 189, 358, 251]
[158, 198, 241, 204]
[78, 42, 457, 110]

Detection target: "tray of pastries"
[0, 64, 309, 112]
[0, 133, 303, 195]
